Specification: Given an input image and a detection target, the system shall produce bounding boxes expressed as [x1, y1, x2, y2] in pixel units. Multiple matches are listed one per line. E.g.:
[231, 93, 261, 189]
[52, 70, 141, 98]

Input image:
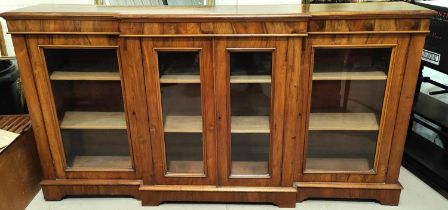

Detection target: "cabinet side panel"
[281, 37, 303, 186]
[12, 35, 56, 179]
[119, 37, 154, 184]
[386, 34, 426, 183]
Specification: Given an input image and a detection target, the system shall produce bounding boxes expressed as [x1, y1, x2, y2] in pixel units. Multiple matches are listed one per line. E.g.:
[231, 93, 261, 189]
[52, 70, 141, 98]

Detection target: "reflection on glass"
[306, 131, 377, 171]
[45, 48, 131, 169]
[305, 48, 392, 172]
[158, 51, 204, 174]
[229, 51, 272, 176]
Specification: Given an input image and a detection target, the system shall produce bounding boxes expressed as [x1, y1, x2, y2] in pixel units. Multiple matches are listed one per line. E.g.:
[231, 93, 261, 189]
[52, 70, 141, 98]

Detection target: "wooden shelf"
[50, 71, 120, 81]
[231, 161, 269, 177]
[164, 116, 202, 133]
[313, 71, 387, 80]
[230, 75, 271, 83]
[305, 158, 372, 172]
[231, 116, 270, 133]
[309, 113, 379, 131]
[159, 75, 271, 83]
[60, 111, 126, 129]
[69, 155, 132, 169]
[167, 160, 203, 174]
[160, 75, 200, 83]
[163, 115, 270, 133]
[165, 160, 268, 177]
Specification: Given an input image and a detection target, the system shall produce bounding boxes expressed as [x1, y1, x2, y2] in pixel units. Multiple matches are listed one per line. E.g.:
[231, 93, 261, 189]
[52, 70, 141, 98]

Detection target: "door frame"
[141, 37, 217, 185]
[25, 35, 142, 179]
[296, 34, 411, 183]
[214, 37, 289, 186]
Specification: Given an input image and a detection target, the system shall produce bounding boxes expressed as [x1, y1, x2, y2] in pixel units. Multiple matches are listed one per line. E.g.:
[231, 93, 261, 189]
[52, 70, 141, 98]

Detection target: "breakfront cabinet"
[1, 2, 435, 208]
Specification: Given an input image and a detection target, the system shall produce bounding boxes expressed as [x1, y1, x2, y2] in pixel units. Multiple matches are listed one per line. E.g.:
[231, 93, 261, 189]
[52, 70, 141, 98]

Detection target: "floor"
[26, 167, 448, 210]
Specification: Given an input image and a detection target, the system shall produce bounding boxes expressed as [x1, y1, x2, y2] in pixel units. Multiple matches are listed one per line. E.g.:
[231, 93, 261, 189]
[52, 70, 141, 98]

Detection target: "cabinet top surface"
[0, 2, 435, 19]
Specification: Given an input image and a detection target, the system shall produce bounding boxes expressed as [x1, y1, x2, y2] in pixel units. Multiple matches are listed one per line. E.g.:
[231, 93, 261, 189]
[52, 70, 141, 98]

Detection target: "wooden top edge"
[295, 182, 403, 190]
[0, 2, 436, 20]
[41, 179, 142, 186]
[306, 2, 437, 19]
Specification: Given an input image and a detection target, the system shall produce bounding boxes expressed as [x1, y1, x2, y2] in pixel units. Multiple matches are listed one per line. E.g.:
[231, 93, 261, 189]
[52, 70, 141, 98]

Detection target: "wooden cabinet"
[1, 2, 435, 208]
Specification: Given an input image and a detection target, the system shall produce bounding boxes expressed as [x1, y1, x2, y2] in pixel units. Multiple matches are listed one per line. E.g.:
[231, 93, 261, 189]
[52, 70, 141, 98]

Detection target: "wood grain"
[11, 35, 57, 179]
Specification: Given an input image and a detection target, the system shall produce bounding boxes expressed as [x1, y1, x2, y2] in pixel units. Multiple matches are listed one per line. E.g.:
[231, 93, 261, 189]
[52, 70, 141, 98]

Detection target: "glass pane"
[305, 48, 392, 172]
[44, 48, 131, 169]
[230, 51, 272, 176]
[158, 51, 199, 75]
[306, 131, 377, 172]
[158, 51, 204, 174]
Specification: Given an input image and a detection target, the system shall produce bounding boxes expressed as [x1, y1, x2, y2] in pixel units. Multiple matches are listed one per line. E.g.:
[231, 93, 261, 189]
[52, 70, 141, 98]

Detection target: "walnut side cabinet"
[0, 2, 436, 208]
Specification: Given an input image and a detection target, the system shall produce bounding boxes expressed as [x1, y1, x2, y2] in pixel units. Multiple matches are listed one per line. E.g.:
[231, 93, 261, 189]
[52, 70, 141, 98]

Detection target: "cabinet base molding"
[40, 179, 142, 201]
[295, 182, 402, 205]
[40, 181, 297, 208]
[139, 185, 298, 208]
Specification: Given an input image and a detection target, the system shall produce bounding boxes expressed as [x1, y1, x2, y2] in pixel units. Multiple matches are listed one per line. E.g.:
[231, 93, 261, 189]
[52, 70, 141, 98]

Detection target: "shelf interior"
[166, 160, 203, 174]
[231, 116, 270, 133]
[159, 75, 271, 83]
[68, 155, 132, 169]
[163, 115, 270, 133]
[165, 160, 269, 176]
[313, 71, 387, 80]
[50, 71, 120, 81]
[159, 75, 200, 83]
[231, 75, 271, 83]
[60, 111, 126, 129]
[309, 112, 379, 131]
[231, 161, 269, 176]
[305, 158, 372, 172]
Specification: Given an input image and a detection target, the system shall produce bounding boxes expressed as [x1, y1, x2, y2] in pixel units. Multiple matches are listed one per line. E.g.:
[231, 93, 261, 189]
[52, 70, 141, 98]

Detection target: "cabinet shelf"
[50, 71, 120, 81]
[164, 115, 270, 133]
[230, 75, 271, 83]
[164, 116, 203, 133]
[231, 161, 269, 177]
[313, 71, 387, 80]
[166, 160, 268, 177]
[68, 155, 132, 169]
[305, 158, 372, 173]
[159, 75, 271, 84]
[167, 160, 203, 174]
[309, 113, 379, 131]
[159, 75, 201, 83]
[231, 116, 270, 133]
[60, 111, 126, 129]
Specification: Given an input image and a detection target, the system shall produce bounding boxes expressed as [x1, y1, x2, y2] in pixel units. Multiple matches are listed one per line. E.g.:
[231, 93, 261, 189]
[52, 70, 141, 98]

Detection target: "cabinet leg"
[141, 194, 162, 206]
[42, 187, 64, 201]
[377, 190, 400, 206]
[275, 200, 296, 208]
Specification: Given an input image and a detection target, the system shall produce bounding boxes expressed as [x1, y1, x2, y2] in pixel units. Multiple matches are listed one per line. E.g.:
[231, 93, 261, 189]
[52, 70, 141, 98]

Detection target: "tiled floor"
[26, 167, 448, 210]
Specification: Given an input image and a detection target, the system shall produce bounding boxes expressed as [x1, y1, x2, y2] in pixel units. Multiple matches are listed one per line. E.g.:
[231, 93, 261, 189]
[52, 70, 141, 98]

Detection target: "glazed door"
[25, 36, 148, 179]
[215, 37, 288, 186]
[142, 38, 216, 185]
[299, 34, 411, 183]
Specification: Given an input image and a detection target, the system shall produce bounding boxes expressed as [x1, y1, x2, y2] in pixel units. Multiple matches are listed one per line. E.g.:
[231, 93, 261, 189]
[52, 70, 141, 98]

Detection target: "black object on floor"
[0, 60, 24, 114]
